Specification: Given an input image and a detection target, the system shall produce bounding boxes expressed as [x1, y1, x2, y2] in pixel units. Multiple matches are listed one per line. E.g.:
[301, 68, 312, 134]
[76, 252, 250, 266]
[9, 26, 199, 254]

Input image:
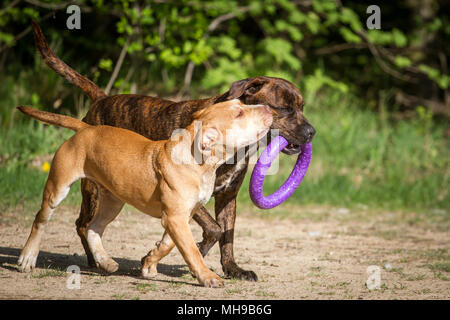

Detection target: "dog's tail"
[18, 106, 89, 132]
[32, 21, 107, 102]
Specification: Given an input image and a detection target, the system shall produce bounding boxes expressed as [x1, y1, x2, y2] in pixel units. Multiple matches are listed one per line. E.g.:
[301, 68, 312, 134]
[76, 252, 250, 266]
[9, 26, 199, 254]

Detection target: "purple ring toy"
[249, 136, 312, 209]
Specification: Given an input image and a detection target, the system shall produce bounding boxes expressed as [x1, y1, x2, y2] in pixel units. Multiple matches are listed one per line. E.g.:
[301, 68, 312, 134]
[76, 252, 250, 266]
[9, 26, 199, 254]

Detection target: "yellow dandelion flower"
[42, 161, 51, 172]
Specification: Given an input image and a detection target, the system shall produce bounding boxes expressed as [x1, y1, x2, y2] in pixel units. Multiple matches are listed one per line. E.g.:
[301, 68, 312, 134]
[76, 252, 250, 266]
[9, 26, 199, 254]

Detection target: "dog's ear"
[193, 126, 220, 162]
[227, 78, 266, 100]
[198, 127, 219, 156]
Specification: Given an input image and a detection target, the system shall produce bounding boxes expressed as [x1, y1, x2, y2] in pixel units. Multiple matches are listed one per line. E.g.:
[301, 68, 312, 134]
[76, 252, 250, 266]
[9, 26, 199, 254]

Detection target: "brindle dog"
[31, 22, 315, 281]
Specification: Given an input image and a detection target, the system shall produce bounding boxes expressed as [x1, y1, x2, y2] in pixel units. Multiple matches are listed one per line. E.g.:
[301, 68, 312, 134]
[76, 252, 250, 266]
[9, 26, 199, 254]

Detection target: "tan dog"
[17, 100, 272, 288]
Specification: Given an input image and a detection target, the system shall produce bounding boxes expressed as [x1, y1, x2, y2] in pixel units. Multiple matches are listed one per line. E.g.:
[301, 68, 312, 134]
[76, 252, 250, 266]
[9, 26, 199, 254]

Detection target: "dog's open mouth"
[281, 142, 302, 155]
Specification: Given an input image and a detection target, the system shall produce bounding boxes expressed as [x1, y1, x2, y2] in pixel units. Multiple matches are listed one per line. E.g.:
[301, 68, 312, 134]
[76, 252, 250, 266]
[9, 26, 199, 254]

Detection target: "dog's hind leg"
[141, 231, 175, 278]
[18, 151, 81, 272]
[76, 178, 99, 268]
[76, 180, 121, 270]
[85, 187, 124, 273]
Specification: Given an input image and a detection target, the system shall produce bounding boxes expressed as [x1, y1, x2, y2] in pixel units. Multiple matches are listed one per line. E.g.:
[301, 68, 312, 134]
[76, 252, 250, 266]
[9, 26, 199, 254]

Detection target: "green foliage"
[262, 38, 301, 70]
[98, 58, 113, 72]
[394, 56, 412, 68]
[418, 64, 449, 89]
[0, 121, 80, 211]
[202, 57, 250, 92]
[0, 0, 448, 110]
[339, 27, 361, 43]
[304, 68, 348, 98]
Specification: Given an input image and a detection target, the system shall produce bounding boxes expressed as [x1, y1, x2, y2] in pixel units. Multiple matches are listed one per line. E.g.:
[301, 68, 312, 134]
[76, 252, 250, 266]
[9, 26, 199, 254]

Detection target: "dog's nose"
[303, 124, 316, 142]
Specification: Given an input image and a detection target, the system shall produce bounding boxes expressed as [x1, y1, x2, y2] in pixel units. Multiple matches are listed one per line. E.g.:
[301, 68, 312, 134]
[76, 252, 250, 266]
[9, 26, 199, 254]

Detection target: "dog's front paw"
[198, 272, 224, 288]
[98, 258, 119, 273]
[223, 262, 258, 281]
[141, 255, 158, 278]
[18, 249, 38, 273]
[141, 265, 158, 279]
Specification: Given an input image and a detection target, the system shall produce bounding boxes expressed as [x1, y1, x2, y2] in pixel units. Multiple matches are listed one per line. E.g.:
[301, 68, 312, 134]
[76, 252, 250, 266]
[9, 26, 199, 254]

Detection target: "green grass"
[0, 121, 80, 213]
[31, 267, 66, 278]
[136, 283, 158, 293]
[0, 89, 449, 217]
[426, 262, 450, 273]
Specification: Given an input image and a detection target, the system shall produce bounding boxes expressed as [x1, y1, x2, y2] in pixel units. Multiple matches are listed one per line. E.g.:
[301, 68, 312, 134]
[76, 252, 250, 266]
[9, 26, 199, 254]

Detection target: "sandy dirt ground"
[0, 204, 448, 300]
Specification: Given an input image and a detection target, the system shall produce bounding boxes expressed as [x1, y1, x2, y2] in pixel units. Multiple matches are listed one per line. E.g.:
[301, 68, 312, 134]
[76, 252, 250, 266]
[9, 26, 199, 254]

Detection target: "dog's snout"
[300, 123, 315, 143]
[304, 125, 316, 142]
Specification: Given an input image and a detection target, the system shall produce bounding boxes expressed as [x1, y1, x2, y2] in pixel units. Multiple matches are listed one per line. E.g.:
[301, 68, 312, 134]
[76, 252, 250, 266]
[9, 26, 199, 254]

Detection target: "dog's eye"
[236, 109, 244, 118]
[275, 105, 294, 116]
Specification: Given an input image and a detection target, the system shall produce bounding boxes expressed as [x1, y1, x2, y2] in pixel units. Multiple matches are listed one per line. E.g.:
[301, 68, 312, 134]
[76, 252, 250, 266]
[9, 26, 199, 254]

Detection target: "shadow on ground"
[0, 246, 189, 279]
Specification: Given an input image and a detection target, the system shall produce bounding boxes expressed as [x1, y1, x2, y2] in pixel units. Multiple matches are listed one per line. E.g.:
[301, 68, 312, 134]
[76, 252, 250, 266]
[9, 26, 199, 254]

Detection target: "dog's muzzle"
[281, 123, 316, 155]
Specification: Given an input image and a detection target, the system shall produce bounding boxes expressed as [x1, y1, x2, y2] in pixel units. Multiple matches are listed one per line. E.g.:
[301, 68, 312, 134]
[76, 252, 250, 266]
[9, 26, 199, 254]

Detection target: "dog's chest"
[213, 147, 253, 194]
[198, 174, 215, 205]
